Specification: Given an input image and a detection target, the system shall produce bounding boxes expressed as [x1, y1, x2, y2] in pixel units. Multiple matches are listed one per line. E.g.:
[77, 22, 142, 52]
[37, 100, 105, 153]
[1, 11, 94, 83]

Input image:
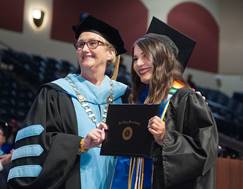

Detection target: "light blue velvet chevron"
[15, 124, 44, 142]
[11, 144, 44, 161]
[8, 165, 42, 181]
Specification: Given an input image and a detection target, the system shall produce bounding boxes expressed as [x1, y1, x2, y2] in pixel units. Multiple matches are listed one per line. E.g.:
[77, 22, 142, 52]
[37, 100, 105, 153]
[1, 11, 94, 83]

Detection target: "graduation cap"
[72, 13, 126, 55]
[147, 17, 196, 68]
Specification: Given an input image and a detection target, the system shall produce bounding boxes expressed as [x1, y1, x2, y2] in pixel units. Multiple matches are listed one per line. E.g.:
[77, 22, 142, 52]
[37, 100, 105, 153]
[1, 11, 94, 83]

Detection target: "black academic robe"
[152, 88, 218, 189]
[7, 83, 130, 189]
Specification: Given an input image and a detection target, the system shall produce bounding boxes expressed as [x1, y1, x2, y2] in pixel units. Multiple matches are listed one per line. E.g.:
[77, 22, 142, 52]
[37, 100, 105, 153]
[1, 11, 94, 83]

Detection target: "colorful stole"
[128, 80, 184, 189]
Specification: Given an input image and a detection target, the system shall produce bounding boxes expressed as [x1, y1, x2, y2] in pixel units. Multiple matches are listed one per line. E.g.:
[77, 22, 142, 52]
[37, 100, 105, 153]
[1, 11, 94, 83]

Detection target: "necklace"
[65, 75, 114, 127]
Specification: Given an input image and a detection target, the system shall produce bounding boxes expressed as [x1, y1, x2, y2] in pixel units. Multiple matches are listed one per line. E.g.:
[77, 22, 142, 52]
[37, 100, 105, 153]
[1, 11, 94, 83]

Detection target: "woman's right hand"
[83, 122, 108, 150]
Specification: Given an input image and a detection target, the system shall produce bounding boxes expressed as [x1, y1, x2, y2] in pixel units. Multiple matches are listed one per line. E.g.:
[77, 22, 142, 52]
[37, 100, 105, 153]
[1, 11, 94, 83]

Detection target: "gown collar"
[68, 74, 127, 104]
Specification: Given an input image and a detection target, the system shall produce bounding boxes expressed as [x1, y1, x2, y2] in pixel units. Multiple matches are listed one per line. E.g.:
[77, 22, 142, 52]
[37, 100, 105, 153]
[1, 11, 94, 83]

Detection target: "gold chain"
[65, 75, 114, 127]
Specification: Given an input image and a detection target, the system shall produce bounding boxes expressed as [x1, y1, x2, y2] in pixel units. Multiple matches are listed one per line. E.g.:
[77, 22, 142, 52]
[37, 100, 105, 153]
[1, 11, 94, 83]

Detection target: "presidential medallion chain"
[65, 75, 114, 127]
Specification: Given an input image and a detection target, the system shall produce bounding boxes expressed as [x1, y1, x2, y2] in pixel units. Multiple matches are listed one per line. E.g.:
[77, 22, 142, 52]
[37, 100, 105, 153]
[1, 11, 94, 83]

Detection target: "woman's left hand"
[148, 116, 166, 145]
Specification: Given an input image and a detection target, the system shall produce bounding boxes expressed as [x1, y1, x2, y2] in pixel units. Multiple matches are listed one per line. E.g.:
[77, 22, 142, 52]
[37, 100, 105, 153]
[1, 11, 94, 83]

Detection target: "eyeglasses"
[74, 39, 108, 50]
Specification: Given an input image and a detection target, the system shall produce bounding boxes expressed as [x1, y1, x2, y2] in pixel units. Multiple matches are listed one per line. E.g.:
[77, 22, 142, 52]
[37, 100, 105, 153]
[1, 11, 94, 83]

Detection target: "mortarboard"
[72, 13, 126, 55]
[147, 17, 196, 68]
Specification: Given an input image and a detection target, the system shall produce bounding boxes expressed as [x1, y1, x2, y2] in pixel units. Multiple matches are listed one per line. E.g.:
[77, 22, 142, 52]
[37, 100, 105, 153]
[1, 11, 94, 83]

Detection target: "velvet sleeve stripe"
[7, 165, 42, 181]
[15, 124, 44, 142]
[11, 144, 44, 161]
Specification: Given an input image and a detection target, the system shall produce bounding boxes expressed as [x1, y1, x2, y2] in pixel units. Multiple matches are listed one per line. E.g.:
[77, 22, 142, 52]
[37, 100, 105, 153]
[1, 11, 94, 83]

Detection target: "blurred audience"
[0, 120, 12, 189]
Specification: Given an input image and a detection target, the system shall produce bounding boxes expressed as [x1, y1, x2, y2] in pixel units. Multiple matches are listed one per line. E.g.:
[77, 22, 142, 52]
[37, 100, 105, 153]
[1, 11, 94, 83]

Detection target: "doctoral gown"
[112, 87, 218, 189]
[7, 74, 129, 189]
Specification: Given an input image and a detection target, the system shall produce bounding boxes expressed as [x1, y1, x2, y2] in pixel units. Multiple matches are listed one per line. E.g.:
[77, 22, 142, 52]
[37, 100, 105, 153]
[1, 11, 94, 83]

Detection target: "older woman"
[8, 13, 129, 189]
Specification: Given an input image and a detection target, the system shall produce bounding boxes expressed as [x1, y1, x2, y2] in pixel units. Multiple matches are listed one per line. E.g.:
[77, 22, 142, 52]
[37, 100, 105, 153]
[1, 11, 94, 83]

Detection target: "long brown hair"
[129, 33, 186, 104]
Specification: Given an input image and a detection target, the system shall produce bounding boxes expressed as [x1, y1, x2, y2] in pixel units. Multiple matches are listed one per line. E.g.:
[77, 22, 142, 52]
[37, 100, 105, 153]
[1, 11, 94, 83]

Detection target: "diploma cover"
[100, 104, 160, 157]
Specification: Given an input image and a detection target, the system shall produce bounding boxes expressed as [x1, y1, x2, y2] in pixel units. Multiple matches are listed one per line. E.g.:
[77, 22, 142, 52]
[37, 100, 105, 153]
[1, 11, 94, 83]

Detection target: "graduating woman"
[8, 13, 129, 189]
[111, 17, 218, 189]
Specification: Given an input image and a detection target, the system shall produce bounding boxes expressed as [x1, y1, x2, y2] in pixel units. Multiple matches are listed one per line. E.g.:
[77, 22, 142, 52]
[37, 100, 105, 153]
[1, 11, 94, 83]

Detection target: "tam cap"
[72, 13, 126, 55]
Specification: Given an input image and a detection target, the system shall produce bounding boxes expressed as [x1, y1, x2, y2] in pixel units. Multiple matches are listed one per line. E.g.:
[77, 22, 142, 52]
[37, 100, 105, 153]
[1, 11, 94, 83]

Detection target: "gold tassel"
[140, 159, 144, 189]
[128, 158, 135, 189]
[128, 157, 144, 189]
[111, 55, 120, 80]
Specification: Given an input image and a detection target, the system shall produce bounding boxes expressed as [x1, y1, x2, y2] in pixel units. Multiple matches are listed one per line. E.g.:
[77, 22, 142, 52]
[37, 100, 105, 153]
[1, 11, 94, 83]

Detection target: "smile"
[138, 67, 152, 75]
[82, 55, 95, 60]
